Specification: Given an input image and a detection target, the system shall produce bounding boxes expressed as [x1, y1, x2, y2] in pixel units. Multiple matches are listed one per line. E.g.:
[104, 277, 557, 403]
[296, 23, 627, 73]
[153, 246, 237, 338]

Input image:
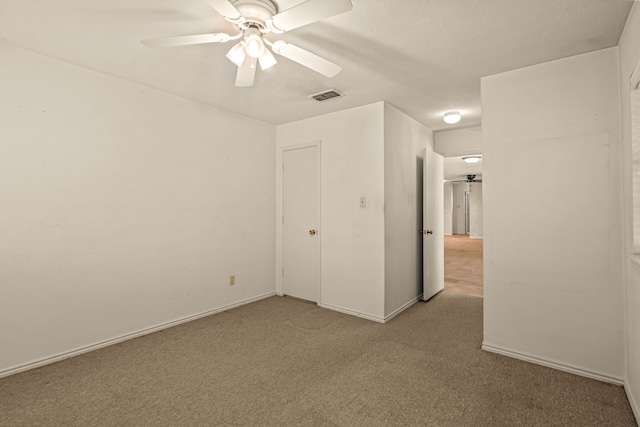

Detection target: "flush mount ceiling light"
[462, 156, 481, 164]
[141, 0, 353, 87]
[444, 111, 462, 124]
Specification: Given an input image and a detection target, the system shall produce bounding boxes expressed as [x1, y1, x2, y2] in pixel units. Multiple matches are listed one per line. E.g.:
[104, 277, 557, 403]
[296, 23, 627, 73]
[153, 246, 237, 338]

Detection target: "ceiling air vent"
[309, 89, 344, 102]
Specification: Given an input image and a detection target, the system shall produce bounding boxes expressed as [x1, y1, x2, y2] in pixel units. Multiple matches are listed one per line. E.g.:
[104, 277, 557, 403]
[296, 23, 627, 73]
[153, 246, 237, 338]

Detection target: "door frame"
[464, 190, 470, 235]
[276, 140, 321, 302]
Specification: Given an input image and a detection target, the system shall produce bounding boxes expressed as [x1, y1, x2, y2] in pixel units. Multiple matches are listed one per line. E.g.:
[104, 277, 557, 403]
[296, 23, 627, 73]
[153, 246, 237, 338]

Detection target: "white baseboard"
[0, 292, 276, 379]
[384, 295, 422, 322]
[319, 302, 385, 323]
[319, 296, 422, 324]
[482, 342, 624, 386]
[625, 381, 640, 425]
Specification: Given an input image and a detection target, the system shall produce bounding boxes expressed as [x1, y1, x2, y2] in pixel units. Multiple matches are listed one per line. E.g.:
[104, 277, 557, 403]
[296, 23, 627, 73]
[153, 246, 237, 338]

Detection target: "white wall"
[276, 103, 386, 320]
[618, 2, 640, 419]
[482, 47, 624, 383]
[443, 182, 453, 235]
[469, 183, 483, 239]
[0, 44, 276, 375]
[383, 104, 430, 317]
[435, 126, 482, 157]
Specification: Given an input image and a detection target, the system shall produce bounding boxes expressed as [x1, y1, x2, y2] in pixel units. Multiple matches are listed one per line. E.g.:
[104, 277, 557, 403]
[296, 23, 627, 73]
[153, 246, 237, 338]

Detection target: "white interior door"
[283, 145, 319, 302]
[423, 147, 444, 300]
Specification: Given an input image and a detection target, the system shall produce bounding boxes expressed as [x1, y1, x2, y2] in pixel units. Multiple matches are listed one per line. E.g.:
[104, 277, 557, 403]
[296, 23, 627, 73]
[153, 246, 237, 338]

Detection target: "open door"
[422, 147, 444, 300]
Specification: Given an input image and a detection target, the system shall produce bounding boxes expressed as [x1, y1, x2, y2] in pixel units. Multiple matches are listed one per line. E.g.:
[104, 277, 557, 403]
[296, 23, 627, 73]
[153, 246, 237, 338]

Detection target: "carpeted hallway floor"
[0, 293, 636, 426]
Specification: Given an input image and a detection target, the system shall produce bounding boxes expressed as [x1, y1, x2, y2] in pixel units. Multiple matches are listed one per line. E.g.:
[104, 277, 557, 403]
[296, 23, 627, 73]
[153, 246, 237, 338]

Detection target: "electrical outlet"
[229, 275, 235, 286]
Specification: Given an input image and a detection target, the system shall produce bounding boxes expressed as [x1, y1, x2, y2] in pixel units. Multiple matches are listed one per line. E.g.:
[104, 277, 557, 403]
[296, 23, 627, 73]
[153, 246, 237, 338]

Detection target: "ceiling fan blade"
[141, 33, 231, 48]
[209, 0, 245, 24]
[267, 0, 352, 33]
[236, 56, 257, 87]
[271, 41, 341, 77]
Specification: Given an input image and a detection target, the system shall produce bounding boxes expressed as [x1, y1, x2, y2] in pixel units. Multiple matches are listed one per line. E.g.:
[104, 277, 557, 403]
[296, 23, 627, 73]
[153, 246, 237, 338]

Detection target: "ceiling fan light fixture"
[462, 156, 481, 164]
[444, 111, 462, 124]
[244, 28, 265, 58]
[226, 42, 246, 67]
[258, 49, 277, 70]
[144, 0, 353, 87]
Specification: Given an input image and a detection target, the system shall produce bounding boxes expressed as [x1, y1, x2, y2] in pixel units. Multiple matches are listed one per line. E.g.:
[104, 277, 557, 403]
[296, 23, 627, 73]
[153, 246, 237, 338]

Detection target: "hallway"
[444, 234, 483, 297]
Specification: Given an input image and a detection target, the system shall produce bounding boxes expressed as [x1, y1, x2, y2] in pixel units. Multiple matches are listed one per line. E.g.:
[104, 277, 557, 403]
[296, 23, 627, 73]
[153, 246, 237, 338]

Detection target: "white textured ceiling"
[0, 0, 633, 131]
[444, 156, 483, 181]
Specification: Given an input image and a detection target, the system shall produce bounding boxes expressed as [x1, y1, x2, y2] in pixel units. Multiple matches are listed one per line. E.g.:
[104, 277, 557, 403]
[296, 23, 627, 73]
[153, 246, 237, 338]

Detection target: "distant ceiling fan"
[141, 0, 352, 87]
[449, 175, 482, 183]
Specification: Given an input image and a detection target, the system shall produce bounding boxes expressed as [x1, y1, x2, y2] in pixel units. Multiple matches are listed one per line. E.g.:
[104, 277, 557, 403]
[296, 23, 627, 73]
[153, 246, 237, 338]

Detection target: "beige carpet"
[0, 292, 636, 426]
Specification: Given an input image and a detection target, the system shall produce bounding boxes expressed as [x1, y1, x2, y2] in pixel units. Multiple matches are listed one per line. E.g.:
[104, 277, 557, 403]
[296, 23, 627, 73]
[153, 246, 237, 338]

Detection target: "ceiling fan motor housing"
[232, 0, 277, 28]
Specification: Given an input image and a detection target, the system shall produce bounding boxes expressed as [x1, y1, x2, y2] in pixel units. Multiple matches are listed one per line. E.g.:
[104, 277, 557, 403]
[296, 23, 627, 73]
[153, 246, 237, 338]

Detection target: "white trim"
[0, 292, 276, 379]
[319, 302, 385, 323]
[384, 295, 423, 322]
[625, 381, 640, 425]
[623, 257, 640, 422]
[291, 294, 421, 324]
[630, 59, 640, 90]
[627, 253, 640, 273]
[316, 144, 322, 304]
[278, 141, 322, 303]
[631, 88, 640, 255]
[279, 140, 322, 151]
[481, 341, 624, 386]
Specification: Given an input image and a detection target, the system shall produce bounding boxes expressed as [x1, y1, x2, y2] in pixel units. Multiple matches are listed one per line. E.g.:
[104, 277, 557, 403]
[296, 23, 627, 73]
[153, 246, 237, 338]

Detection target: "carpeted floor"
[0, 292, 636, 426]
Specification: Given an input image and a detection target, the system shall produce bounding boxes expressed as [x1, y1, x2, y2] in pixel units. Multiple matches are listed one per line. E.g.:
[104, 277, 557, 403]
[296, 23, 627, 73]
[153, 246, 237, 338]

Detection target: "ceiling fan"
[449, 175, 483, 183]
[141, 0, 353, 87]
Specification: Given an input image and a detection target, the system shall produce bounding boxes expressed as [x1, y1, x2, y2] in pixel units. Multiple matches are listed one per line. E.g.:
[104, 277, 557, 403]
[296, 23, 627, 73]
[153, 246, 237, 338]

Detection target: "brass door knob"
[309, 229, 317, 235]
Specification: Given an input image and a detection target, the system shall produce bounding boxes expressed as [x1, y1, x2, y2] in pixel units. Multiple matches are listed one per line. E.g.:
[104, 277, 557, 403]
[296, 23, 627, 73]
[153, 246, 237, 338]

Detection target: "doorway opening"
[443, 157, 483, 297]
